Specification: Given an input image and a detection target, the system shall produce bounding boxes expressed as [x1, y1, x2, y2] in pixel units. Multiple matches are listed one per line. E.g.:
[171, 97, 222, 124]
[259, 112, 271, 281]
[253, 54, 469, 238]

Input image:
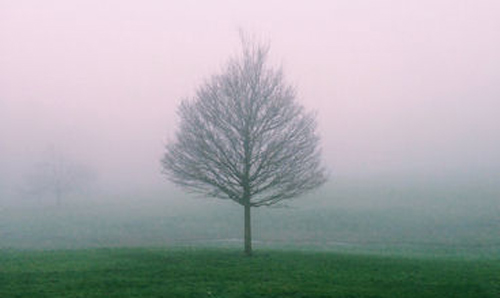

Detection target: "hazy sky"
[1, 0, 500, 194]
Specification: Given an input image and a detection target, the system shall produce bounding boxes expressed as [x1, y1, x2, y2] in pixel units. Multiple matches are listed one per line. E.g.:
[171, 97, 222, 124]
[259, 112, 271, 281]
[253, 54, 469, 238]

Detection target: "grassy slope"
[2, 174, 499, 258]
[2, 200, 498, 259]
[1, 248, 498, 298]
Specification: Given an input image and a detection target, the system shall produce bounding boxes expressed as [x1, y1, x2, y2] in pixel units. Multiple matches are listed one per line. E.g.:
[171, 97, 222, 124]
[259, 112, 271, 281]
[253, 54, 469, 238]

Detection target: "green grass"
[1, 248, 498, 297]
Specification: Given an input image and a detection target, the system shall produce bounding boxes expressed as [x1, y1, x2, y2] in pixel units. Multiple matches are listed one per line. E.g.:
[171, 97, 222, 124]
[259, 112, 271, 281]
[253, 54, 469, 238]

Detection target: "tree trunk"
[56, 188, 62, 207]
[244, 203, 252, 256]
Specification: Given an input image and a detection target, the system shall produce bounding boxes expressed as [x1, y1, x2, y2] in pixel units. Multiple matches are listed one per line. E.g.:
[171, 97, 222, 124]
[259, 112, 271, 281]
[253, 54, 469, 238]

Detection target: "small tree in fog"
[25, 149, 95, 206]
[161, 38, 326, 256]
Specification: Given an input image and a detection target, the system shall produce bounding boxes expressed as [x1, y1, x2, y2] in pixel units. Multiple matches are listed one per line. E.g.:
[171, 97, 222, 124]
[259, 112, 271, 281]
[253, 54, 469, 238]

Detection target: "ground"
[1, 248, 498, 298]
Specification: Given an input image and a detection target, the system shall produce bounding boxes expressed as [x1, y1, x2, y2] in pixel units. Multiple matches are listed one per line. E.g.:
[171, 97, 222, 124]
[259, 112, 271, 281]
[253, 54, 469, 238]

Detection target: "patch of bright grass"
[1, 248, 498, 297]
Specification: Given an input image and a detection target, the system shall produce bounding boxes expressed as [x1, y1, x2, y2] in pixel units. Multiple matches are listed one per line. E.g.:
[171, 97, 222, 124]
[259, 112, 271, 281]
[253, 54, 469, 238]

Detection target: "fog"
[1, 1, 499, 254]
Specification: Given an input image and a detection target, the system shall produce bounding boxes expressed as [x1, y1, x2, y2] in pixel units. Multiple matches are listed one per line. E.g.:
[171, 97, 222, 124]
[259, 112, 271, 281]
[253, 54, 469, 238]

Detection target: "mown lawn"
[0, 248, 498, 298]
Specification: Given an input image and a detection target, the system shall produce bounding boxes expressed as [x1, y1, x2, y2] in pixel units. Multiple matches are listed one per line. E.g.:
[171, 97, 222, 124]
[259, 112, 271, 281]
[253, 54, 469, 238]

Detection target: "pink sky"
[1, 0, 500, 192]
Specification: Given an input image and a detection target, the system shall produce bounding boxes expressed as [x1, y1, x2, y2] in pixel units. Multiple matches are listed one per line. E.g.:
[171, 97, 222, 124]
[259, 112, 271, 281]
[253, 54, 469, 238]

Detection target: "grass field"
[1, 197, 498, 258]
[1, 248, 499, 298]
[1, 176, 498, 296]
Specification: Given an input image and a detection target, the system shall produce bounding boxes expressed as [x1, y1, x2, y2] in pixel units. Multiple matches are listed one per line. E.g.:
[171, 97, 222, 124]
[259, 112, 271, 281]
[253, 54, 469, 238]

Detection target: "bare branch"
[161, 39, 327, 207]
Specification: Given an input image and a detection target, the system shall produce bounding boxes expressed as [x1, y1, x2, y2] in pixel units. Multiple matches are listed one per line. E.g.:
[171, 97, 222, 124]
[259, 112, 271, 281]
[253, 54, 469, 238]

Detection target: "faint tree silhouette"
[25, 148, 95, 206]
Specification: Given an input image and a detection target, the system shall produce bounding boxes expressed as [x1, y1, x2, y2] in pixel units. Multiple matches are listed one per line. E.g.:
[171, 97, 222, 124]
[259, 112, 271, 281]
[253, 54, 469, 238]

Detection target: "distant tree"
[25, 149, 95, 206]
[161, 37, 327, 256]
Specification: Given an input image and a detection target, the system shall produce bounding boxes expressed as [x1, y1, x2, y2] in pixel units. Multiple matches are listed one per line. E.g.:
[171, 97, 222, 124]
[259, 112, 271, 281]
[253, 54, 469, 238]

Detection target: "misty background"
[1, 1, 499, 255]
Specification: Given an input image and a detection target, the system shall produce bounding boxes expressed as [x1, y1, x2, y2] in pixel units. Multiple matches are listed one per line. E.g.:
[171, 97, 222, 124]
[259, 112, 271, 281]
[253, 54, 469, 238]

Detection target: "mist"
[1, 1, 499, 255]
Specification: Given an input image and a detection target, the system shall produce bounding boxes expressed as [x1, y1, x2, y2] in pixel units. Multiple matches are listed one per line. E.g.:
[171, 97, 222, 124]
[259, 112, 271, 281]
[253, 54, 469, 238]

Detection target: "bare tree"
[161, 38, 327, 255]
[24, 148, 95, 206]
